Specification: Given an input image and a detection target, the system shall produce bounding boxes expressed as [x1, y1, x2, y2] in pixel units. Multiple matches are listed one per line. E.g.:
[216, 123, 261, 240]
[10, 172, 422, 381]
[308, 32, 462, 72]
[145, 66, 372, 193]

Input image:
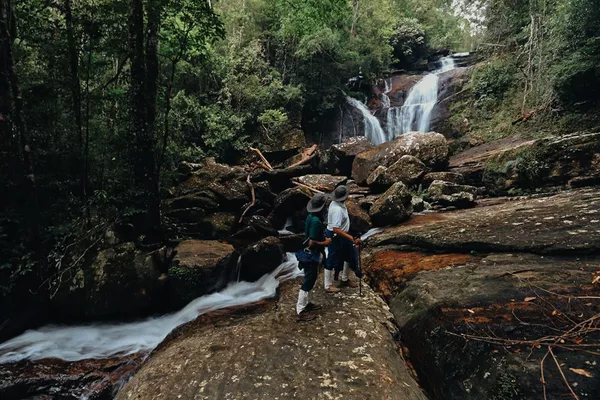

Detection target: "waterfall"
[346, 96, 387, 146]
[387, 56, 456, 139]
[0, 254, 302, 363]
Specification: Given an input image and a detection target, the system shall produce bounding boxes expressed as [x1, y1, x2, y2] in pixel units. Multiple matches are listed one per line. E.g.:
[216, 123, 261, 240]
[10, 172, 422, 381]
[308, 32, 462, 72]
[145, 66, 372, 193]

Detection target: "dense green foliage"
[0, 0, 473, 303]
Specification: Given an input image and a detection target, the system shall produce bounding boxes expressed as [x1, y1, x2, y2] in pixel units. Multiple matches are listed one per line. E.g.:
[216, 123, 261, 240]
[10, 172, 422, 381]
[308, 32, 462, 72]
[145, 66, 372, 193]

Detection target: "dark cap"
[307, 193, 327, 213]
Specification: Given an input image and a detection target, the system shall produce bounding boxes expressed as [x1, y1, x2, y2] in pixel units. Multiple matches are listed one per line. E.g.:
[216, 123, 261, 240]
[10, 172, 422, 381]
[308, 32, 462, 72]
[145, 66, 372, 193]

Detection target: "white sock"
[342, 262, 350, 282]
[324, 269, 333, 289]
[297, 289, 309, 314]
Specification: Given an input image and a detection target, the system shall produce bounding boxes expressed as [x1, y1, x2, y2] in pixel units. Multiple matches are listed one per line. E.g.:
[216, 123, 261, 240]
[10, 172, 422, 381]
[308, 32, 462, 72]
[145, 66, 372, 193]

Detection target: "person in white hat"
[324, 185, 362, 292]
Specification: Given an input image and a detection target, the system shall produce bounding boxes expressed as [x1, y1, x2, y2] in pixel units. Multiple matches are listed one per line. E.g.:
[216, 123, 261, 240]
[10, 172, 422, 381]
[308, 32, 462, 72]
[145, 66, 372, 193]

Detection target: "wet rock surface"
[116, 275, 427, 400]
[238, 237, 285, 282]
[364, 187, 600, 400]
[370, 187, 600, 254]
[168, 240, 238, 307]
[52, 242, 161, 321]
[0, 354, 145, 400]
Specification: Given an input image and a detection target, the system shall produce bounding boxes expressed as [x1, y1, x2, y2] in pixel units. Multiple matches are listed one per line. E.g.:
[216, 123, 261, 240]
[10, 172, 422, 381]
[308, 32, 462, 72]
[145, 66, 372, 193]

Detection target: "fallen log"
[249, 147, 273, 171]
[239, 174, 256, 223]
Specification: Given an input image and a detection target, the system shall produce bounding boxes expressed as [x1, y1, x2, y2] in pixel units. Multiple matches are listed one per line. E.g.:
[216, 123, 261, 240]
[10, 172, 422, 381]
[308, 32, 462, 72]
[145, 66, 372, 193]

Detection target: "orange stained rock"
[363, 250, 474, 298]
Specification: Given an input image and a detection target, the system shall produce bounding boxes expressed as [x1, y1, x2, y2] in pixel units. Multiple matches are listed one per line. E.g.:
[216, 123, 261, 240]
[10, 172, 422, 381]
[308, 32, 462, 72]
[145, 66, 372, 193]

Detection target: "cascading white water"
[0, 254, 302, 364]
[346, 96, 387, 146]
[387, 56, 456, 139]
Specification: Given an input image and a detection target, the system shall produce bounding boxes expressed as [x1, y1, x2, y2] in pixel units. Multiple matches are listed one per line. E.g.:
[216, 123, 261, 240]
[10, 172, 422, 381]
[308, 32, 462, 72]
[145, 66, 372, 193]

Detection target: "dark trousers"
[300, 262, 319, 291]
[325, 236, 361, 277]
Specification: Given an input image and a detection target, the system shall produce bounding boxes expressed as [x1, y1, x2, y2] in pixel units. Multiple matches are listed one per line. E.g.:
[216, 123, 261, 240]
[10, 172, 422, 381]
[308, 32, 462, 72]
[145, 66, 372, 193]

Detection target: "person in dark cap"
[295, 193, 331, 321]
[324, 185, 362, 291]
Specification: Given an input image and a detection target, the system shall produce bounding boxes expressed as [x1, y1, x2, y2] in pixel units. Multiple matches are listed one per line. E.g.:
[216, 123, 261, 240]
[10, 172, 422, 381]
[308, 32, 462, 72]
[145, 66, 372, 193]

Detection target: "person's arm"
[309, 237, 331, 247]
[332, 227, 354, 242]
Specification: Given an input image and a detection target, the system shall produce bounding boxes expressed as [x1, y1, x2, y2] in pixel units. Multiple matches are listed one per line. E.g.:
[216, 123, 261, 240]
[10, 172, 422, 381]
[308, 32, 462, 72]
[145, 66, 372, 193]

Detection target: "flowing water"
[0, 254, 302, 364]
[346, 57, 457, 145]
[386, 56, 456, 138]
[345, 96, 387, 146]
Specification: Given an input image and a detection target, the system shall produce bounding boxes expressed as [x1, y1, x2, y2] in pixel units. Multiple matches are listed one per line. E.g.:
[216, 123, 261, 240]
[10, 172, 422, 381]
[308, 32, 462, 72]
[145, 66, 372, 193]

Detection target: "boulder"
[384, 155, 428, 185]
[411, 196, 425, 213]
[346, 199, 372, 235]
[329, 137, 376, 176]
[421, 171, 464, 187]
[200, 212, 237, 239]
[52, 242, 161, 320]
[168, 240, 238, 307]
[207, 179, 250, 211]
[352, 132, 449, 184]
[176, 158, 244, 193]
[297, 174, 347, 191]
[270, 187, 312, 228]
[425, 180, 477, 209]
[164, 207, 206, 223]
[228, 216, 280, 248]
[166, 192, 219, 212]
[358, 195, 379, 212]
[279, 233, 305, 252]
[238, 237, 285, 282]
[366, 165, 390, 189]
[369, 182, 413, 227]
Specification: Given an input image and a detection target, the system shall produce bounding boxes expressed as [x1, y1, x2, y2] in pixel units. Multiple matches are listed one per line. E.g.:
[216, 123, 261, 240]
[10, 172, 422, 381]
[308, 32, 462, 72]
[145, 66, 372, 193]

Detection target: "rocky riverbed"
[2, 130, 600, 399]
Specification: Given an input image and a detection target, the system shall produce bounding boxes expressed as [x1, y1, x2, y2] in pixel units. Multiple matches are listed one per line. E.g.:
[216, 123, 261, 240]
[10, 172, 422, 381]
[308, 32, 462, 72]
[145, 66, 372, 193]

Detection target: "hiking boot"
[296, 311, 316, 322]
[305, 302, 322, 311]
[325, 285, 341, 293]
[338, 279, 359, 288]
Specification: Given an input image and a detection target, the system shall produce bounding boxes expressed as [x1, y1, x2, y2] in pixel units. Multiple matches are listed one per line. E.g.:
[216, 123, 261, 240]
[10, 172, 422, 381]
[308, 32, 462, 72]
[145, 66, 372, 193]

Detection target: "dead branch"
[288, 144, 318, 169]
[540, 349, 549, 400]
[548, 346, 580, 400]
[239, 174, 256, 223]
[291, 180, 324, 194]
[249, 147, 273, 171]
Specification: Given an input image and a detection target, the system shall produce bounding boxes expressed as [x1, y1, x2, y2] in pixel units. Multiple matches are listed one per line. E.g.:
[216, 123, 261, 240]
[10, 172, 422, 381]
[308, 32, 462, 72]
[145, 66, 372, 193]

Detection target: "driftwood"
[288, 144, 318, 169]
[239, 174, 256, 223]
[292, 180, 324, 194]
[249, 146, 273, 170]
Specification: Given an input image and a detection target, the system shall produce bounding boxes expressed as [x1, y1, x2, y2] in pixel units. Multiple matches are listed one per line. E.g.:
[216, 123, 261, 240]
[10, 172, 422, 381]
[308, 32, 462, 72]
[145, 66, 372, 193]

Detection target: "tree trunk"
[83, 41, 92, 208]
[64, 0, 84, 190]
[0, 0, 40, 244]
[129, 0, 160, 230]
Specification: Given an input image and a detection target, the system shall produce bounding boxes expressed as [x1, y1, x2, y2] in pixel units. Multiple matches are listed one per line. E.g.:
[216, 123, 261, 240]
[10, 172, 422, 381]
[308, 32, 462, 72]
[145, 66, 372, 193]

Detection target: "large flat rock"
[389, 253, 600, 400]
[116, 275, 426, 400]
[369, 187, 600, 254]
[362, 187, 600, 399]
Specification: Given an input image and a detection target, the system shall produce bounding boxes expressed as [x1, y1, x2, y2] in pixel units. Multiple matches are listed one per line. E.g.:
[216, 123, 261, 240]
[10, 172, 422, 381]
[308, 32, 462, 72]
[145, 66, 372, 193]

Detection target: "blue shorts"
[325, 230, 361, 277]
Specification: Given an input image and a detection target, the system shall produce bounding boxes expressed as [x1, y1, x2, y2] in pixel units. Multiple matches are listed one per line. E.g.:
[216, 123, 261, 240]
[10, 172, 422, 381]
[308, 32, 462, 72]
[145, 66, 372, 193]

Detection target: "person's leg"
[339, 241, 359, 288]
[303, 263, 322, 310]
[297, 261, 311, 314]
[324, 241, 341, 293]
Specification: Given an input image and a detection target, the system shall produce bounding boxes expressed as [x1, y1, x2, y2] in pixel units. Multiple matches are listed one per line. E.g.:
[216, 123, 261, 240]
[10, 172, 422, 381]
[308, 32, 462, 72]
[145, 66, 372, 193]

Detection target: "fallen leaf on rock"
[467, 309, 475, 314]
[592, 276, 600, 284]
[569, 368, 593, 378]
[524, 297, 536, 302]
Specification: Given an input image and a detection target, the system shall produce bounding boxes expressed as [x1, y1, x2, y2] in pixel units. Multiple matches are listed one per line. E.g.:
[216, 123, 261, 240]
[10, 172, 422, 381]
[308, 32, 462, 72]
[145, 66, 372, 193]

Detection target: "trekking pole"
[357, 242, 363, 297]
